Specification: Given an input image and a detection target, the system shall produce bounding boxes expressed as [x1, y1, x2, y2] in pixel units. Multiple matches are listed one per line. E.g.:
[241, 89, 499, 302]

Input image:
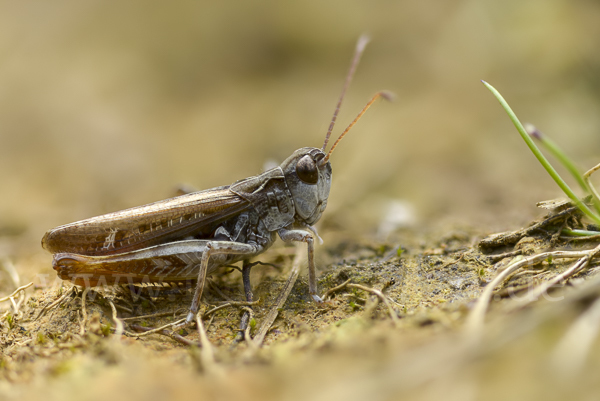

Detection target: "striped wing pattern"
[42, 187, 249, 256]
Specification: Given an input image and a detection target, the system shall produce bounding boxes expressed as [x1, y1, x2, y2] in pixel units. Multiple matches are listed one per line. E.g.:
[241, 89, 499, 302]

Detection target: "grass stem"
[482, 81, 600, 226]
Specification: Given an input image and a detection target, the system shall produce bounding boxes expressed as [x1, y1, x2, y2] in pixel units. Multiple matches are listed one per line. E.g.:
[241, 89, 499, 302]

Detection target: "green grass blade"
[482, 80, 600, 225]
[525, 124, 600, 213]
[562, 228, 600, 237]
[525, 124, 590, 193]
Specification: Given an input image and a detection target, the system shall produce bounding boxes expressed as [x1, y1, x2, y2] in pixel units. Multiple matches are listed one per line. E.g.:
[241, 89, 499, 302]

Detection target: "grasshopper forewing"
[42, 35, 390, 325]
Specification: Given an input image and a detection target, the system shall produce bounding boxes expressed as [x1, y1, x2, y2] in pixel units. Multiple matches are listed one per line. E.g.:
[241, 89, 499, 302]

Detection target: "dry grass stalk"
[108, 299, 124, 339]
[0, 282, 33, 304]
[551, 296, 600, 376]
[253, 244, 303, 346]
[467, 244, 600, 340]
[322, 280, 399, 326]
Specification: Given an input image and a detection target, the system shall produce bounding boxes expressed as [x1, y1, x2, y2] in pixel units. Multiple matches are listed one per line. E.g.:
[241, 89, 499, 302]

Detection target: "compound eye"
[296, 155, 319, 184]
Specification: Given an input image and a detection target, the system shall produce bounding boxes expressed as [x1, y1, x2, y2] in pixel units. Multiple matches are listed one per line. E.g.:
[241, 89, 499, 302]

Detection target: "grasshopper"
[42, 36, 389, 324]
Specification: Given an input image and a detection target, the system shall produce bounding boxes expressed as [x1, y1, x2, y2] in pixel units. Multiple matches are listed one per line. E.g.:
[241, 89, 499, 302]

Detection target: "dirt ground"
[2, 1, 600, 400]
[2, 205, 600, 401]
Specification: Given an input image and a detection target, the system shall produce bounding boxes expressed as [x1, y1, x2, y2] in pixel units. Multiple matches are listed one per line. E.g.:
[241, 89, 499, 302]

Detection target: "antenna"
[321, 91, 393, 164]
[322, 35, 370, 151]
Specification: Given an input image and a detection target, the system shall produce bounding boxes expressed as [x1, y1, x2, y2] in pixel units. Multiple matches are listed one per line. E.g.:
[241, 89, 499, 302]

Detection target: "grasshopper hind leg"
[185, 241, 260, 324]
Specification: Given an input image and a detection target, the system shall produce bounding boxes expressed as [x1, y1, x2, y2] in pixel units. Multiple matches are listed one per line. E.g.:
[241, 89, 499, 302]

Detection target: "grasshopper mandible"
[42, 36, 390, 324]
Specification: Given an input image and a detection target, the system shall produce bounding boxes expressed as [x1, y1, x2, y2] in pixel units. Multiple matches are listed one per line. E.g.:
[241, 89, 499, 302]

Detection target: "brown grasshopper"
[42, 36, 390, 324]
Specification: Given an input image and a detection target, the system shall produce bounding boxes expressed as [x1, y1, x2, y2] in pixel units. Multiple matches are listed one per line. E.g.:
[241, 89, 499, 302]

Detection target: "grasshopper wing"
[42, 186, 250, 256]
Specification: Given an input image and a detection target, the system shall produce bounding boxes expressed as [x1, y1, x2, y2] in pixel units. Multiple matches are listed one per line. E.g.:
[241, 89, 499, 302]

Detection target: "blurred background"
[1, 0, 600, 257]
[2, 2, 600, 400]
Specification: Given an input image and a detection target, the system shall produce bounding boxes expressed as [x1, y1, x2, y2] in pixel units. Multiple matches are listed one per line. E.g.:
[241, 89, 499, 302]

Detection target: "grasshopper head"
[278, 37, 389, 228]
[281, 147, 332, 225]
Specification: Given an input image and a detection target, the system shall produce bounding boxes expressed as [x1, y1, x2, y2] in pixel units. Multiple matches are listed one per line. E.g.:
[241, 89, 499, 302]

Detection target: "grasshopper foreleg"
[277, 227, 322, 302]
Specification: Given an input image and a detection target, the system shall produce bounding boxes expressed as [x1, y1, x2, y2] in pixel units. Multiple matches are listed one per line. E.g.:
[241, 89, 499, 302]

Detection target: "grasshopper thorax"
[280, 147, 332, 226]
